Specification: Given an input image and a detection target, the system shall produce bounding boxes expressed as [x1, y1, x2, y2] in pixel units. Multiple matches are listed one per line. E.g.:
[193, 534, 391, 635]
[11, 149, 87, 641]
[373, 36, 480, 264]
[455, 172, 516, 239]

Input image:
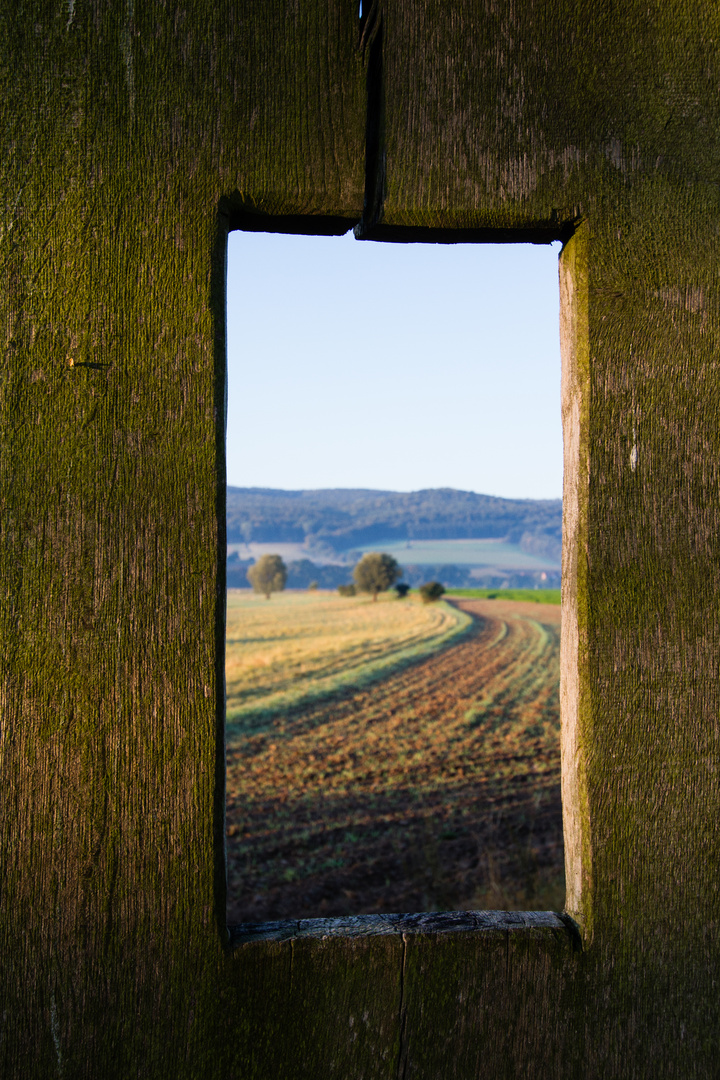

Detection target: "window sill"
[229, 910, 575, 948]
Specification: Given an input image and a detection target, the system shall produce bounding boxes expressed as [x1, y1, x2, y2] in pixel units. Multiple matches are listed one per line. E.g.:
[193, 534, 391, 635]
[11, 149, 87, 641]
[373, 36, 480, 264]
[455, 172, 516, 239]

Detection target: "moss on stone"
[3, 0, 720, 1075]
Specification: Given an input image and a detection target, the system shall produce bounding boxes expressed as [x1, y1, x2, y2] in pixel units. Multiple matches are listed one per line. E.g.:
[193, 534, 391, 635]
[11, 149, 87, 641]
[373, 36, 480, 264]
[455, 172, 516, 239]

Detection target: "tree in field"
[353, 552, 402, 601]
[247, 554, 287, 599]
[419, 581, 445, 603]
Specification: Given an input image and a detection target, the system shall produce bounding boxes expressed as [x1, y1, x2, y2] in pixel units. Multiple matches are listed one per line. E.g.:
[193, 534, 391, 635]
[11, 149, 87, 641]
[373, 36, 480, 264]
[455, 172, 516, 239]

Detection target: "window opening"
[224, 230, 564, 925]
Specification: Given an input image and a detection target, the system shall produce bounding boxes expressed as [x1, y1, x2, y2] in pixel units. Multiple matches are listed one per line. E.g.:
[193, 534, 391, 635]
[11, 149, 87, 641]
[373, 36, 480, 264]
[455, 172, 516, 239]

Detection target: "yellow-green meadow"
[225, 589, 471, 728]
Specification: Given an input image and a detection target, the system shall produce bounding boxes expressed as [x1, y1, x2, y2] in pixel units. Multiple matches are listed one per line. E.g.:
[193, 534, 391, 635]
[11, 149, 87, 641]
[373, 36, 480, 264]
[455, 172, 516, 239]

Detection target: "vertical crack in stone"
[355, 3, 384, 238]
[50, 991, 64, 1078]
[395, 932, 408, 1080]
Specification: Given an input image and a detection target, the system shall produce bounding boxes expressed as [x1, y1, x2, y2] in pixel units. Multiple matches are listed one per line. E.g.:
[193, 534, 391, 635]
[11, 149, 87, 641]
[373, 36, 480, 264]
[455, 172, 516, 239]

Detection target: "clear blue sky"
[226, 230, 562, 500]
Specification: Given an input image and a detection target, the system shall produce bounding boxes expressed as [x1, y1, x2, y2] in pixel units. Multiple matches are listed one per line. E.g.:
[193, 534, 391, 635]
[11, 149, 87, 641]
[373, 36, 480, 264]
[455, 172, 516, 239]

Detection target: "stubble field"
[225, 590, 471, 724]
[225, 594, 564, 924]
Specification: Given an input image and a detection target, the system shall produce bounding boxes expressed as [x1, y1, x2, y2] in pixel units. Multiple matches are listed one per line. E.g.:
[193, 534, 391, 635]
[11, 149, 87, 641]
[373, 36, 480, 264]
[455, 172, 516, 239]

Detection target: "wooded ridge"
[227, 487, 562, 556]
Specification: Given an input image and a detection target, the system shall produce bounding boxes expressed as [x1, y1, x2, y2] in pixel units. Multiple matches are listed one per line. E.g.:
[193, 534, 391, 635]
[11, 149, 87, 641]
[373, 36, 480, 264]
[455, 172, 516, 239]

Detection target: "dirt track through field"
[226, 599, 563, 923]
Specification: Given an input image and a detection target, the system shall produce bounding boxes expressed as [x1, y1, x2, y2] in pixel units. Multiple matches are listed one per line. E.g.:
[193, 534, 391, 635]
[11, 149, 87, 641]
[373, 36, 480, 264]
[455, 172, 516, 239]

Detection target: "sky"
[226, 230, 563, 501]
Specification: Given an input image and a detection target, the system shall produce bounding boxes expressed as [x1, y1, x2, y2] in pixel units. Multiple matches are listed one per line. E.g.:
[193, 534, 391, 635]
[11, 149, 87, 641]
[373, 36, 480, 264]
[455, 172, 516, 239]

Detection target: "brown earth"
[226, 599, 563, 924]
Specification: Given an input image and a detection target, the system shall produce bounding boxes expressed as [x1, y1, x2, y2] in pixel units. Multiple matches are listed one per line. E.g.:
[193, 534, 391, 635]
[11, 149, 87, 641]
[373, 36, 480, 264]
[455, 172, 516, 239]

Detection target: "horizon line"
[227, 484, 563, 502]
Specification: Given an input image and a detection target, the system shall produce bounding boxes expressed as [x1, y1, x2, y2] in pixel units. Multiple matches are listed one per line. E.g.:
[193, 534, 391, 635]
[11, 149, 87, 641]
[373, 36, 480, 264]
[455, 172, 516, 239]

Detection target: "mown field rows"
[225, 590, 471, 725]
[226, 597, 563, 923]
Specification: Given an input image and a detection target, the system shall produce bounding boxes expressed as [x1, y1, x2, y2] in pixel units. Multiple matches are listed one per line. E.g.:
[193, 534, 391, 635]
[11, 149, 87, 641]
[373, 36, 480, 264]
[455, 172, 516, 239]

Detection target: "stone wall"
[2, 1, 719, 1075]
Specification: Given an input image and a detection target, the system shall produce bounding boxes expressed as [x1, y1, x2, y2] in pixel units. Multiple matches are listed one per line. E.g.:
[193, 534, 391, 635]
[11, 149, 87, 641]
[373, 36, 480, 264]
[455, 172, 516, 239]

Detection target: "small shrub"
[394, 583, 410, 598]
[419, 581, 445, 603]
[308, 581, 319, 591]
[338, 584, 356, 597]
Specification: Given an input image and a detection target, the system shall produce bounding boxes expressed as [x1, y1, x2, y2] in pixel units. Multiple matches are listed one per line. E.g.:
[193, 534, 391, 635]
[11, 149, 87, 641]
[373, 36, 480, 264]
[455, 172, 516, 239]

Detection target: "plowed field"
[226, 599, 563, 923]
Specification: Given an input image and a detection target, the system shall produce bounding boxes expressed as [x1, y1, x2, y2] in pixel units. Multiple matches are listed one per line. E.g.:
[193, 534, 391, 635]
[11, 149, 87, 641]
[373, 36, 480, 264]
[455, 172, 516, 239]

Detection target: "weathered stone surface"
[0, 2, 365, 1076]
[362, 0, 720, 235]
[2, 0, 720, 1076]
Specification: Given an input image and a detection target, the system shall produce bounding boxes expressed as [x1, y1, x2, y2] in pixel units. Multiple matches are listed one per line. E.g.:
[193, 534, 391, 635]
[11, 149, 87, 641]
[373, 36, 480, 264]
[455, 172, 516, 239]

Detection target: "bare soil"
[226, 599, 563, 924]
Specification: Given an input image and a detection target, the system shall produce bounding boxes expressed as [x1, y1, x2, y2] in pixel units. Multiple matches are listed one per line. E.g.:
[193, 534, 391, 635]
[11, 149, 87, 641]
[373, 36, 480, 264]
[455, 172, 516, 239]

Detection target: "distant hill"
[226, 487, 562, 561]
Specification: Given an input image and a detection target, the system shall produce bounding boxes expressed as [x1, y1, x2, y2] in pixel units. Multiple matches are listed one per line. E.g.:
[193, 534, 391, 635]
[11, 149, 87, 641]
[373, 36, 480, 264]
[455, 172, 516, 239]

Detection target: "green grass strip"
[445, 587, 561, 605]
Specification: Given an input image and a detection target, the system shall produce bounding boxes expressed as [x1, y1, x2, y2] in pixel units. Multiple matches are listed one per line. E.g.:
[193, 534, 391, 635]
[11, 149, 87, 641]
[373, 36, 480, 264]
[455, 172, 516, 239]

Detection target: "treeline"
[226, 556, 560, 592]
[227, 487, 561, 558]
[227, 556, 350, 590]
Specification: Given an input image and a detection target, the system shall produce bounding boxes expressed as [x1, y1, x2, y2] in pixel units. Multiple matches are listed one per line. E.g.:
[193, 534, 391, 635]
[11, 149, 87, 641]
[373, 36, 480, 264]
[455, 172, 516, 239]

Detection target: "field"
[351, 537, 560, 569]
[225, 590, 472, 726]
[225, 596, 563, 923]
[227, 541, 347, 565]
[228, 536, 562, 571]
